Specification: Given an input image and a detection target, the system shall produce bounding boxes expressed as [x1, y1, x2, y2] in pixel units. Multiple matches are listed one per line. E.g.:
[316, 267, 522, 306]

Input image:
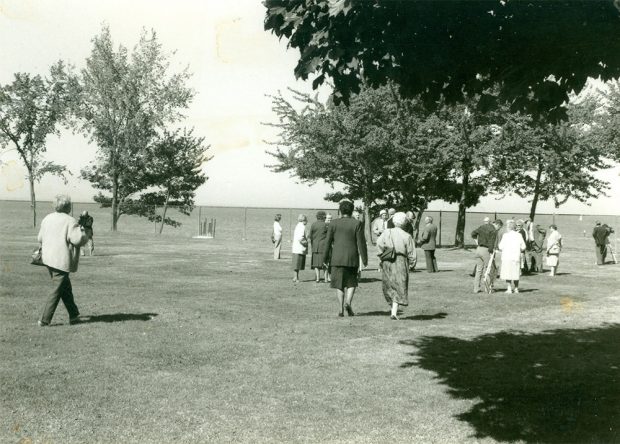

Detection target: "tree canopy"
[265, 0, 620, 121]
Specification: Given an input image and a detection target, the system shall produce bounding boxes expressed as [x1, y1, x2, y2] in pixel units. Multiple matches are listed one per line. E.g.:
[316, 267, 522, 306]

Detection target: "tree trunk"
[29, 174, 36, 228]
[529, 162, 544, 222]
[159, 191, 170, 234]
[455, 171, 470, 248]
[111, 173, 119, 231]
[413, 201, 427, 243]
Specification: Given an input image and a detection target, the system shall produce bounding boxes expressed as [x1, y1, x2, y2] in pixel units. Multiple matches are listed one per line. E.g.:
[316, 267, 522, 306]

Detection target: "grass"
[1, 221, 619, 443]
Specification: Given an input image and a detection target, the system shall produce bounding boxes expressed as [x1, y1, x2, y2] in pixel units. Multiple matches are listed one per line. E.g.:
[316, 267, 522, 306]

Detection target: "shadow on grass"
[82, 313, 158, 323]
[359, 277, 382, 283]
[400, 324, 620, 443]
[357, 311, 448, 321]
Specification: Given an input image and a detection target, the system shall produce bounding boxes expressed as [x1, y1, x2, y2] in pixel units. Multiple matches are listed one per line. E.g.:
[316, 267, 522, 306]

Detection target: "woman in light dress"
[376, 212, 417, 320]
[498, 219, 527, 293]
[545, 224, 563, 277]
[291, 214, 308, 282]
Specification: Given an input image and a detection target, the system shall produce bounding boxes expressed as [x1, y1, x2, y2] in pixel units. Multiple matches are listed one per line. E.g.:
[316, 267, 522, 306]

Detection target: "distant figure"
[515, 219, 529, 274]
[352, 210, 364, 277]
[372, 209, 389, 242]
[37, 194, 89, 326]
[498, 219, 526, 293]
[386, 207, 396, 229]
[546, 224, 563, 277]
[487, 219, 505, 291]
[272, 214, 283, 260]
[376, 212, 417, 320]
[592, 221, 614, 265]
[418, 216, 438, 273]
[324, 213, 333, 282]
[78, 210, 94, 256]
[324, 200, 368, 317]
[309, 211, 327, 283]
[528, 221, 547, 273]
[291, 214, 308, 282]
[471, 216, 497, 293]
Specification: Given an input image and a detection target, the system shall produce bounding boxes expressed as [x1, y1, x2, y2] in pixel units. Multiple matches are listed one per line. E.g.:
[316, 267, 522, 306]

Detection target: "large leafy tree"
[0, 61, 74, 227]
[76, 26, 193, 231]
[491, 104, 612, 221]
[265, 0, 620, 121]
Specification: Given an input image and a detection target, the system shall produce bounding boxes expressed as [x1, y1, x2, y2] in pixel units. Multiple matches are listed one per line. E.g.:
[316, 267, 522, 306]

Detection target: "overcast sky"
[0, 0, 619, 214]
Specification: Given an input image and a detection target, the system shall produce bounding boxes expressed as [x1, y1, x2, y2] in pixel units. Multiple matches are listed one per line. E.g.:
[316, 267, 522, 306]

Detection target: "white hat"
[379, 209, 387, 215]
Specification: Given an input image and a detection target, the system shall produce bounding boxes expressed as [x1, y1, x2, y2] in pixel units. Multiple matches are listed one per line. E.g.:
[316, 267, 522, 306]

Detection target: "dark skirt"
[330, 266, 359, 290]
[381, 255, 409, 306]
[311, 252, 324, 269]
[292, 253, 306, 271]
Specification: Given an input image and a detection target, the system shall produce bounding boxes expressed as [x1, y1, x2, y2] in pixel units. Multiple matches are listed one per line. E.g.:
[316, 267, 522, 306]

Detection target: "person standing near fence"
[310, 211, 328, 283]
[272, 214, 283, 260]
[418, 216, 438, 273]
[324, 201, 368, 317]
[593, 221, 614, 265]
[37, 194, 89, 326]
[471, 217, 497, 293]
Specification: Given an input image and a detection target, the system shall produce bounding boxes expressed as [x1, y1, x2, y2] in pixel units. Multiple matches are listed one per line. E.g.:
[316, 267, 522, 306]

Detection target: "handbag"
[548, 243, 561, 255]
[378, 230, 396, 262]
[31, 246, 44, 266]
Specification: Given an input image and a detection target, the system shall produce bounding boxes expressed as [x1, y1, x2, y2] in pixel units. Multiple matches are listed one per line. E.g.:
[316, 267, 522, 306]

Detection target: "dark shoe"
[345, 304, 354, 317]
[338, 312, 344, 317]
[37, 320, 49, 327]
[69, 316, 82, 325]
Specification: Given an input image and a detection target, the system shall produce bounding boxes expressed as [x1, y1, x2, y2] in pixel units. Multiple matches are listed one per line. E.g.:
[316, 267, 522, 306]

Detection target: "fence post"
[439, 210, 442, 248]
[243, 207, 247, 240]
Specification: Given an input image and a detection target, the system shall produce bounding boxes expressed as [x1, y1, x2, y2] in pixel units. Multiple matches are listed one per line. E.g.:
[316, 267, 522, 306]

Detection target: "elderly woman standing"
[498, 219, 527, 293]
[323, 213, 333, 282]
[546, 224, 563, 277]
[310, 211, 327, 282]
[37, 194, 89, 326]
[376, 212, 417, 320]
[292, 214, 308, 282]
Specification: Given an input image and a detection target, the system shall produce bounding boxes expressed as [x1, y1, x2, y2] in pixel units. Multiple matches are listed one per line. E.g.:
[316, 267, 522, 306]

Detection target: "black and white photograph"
[1, 1, 619, 442]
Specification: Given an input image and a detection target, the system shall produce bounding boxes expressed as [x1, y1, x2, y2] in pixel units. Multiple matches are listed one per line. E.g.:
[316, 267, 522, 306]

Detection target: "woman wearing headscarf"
[324, 201, 368, 317]
[37, 194, 89, 326]
[310, 211, 327, 282]
[498, 219, 527, 293]
[291, 214, 308, 282]
[545, 224, 563, 277]
[376, 212, 417, 320]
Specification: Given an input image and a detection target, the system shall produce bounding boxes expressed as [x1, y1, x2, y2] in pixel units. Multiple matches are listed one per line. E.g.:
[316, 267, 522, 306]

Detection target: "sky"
[0, 0, 619, 215]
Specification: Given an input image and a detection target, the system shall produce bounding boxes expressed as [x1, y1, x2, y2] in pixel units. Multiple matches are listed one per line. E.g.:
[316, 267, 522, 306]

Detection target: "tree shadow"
[399, 324, 620, 443]
[359, 277, 382, 283]
[81, 313, 158, 323]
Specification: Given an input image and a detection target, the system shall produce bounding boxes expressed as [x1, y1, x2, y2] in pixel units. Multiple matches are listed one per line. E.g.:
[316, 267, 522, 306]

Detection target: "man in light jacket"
[37, 194, 89, 326]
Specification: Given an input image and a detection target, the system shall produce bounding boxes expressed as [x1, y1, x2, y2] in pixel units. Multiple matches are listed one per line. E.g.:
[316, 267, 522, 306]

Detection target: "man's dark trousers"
[424, 250, 438, 273]
[40, 267, 79, 324]
[596, 244, 607, 265]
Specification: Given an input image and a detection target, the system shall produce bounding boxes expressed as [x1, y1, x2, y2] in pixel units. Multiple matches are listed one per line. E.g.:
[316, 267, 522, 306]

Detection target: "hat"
[379, 209, 387, 215]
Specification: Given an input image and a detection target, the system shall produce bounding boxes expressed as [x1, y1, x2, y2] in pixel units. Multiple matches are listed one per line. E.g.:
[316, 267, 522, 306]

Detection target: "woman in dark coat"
[309, 211, 327, 282]
[324, 201, 368, 317]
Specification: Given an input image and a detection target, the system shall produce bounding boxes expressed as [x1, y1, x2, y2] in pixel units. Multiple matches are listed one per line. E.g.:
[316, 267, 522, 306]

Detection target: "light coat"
[37, 212, 88, 273]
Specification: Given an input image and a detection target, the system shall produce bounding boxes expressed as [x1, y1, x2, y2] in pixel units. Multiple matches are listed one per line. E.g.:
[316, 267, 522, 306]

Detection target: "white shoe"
[505, 289, 513, 294]
[513, 288, 519, 294]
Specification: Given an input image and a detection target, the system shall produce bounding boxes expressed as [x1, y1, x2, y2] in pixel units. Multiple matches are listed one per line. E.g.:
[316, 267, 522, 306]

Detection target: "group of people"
[593, 221, 616, 265]
[470, 217, 563, 294]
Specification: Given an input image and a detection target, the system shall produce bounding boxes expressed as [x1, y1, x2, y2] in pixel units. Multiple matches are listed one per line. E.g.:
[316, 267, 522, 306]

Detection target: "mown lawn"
[1, 226, 619, 443]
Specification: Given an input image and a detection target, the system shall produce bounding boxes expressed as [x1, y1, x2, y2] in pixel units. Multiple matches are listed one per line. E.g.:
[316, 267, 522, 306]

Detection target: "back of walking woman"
[37, 194, 90, 326]
[376, 212, 417, 320]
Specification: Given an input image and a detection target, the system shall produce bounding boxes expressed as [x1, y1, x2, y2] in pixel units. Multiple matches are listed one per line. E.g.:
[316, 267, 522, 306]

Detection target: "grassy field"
[1, 207, 620, 443]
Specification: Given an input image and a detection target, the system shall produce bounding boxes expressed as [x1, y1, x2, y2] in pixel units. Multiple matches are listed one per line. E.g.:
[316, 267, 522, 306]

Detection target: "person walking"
[272, 214, 283, 259]
[528, 221, 547, 273]
[498, 219, 526, 293]
[593, 221, 614, 265]
[372, 209, 389, 242]
[78, 210, 94, 256]
[376, 212, 417, 320]
[324, 200, 368, 317]
[310, 211, 328, 282]
[37, 194, 89, 326]
[418, 216, 438, 272]
[471, 217, 497, 293]
[291, 214, 308, 282]
[546, 224, 563, 276]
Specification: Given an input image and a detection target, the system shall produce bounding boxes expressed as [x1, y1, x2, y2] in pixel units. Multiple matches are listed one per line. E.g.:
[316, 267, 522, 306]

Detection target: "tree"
[265, 0, 620, 121]
[76, 26, 193, 231]
[0, 61, 73, 227]
[592, 78, 620, 163]
[492, 104, 612, 221]
[143, 129, 210, 234]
